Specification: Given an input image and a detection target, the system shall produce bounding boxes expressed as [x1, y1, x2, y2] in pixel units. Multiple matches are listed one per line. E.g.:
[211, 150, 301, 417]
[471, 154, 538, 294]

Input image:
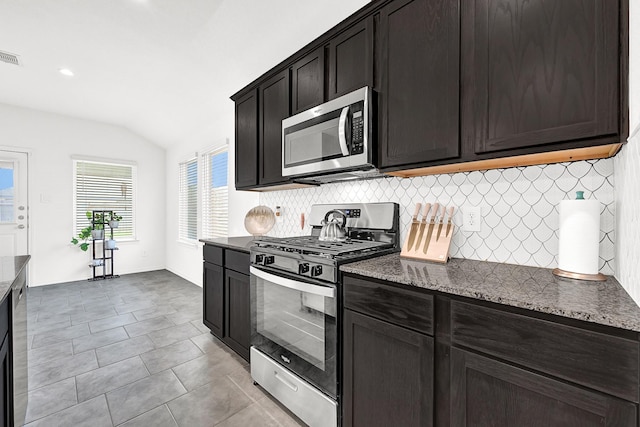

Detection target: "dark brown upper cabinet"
[378, 0, 461, 169]
[328, 17, 374, 100]
[462, 0, 620, 155]
[291, 47, 324, 114]
[259, 69, 290, 186]
[234, 89, 258, 189]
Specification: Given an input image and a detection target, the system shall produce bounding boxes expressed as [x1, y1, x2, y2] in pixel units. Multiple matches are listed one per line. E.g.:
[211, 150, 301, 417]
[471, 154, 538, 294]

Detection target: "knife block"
[401, 223, 454, 263]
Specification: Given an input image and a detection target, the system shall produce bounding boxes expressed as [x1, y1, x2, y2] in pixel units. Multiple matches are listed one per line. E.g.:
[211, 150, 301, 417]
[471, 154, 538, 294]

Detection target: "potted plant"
[105, 239, 117, 250]
[108, 212, 122, 228]
[71, 226, 92, 251]
[89, 212, 105, 240]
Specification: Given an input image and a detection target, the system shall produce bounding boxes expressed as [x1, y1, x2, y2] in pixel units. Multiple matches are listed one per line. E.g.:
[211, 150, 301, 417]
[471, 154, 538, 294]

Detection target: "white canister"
[556, 191, 602, 279]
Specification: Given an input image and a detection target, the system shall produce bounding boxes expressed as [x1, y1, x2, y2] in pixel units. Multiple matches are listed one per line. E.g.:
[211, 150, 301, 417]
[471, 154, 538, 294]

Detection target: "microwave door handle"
[250, 266, 335, 298]
[338, 106, 350, 156]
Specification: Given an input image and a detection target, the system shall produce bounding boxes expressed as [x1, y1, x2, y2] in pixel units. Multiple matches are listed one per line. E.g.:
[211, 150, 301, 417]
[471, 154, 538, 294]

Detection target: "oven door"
[250, 266, 337, 398]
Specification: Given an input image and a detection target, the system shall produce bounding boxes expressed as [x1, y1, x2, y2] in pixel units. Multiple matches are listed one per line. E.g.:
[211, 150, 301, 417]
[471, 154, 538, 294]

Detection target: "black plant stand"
[89, 210, 120, 281]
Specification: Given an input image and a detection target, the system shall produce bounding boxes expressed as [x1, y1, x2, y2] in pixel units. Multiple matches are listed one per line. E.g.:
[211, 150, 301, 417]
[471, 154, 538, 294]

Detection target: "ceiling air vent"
[0, 50, 20, 66]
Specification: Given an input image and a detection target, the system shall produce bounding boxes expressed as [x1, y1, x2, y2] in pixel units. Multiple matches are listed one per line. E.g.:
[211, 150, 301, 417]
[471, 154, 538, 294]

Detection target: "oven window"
[284, 117, 344, 167]
[255, 274, 335, 371]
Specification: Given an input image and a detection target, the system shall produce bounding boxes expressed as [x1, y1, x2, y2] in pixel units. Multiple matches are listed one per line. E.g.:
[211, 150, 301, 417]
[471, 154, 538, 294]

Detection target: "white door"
[0, 150, 28, 256]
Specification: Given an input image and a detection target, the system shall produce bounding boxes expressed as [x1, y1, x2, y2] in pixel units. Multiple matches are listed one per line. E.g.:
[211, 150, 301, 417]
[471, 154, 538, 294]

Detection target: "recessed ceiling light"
[59, 68, 74, 77]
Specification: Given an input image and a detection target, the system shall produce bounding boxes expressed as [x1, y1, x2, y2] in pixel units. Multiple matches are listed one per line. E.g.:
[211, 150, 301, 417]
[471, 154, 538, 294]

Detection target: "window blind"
[74, 160, 135, 239]
[201, 148, 228, 239]
[179, 158, 198, 241]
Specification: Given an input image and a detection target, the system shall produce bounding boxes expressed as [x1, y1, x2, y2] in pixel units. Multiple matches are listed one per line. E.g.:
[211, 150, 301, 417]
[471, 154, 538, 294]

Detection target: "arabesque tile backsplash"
[259, 159, 615, 275]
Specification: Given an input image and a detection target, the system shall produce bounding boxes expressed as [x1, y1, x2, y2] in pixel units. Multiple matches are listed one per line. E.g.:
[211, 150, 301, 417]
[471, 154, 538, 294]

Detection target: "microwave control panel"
[350, 101, 365, 155]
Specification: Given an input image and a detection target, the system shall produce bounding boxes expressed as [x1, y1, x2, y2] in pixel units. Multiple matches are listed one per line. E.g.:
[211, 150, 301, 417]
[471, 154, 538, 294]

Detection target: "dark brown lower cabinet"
[224, 270, 250, 361]
[202, 245, 250, 362]
[0, 334, 9, 427]
[342, 273, 640, 427]
[203, 261, 224, 338]
[342, 309, 433, 427]
[450, 348, 636, 427]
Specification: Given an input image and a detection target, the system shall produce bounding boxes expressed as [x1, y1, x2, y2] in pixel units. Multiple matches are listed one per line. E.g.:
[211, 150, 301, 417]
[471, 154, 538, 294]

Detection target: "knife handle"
[412, 203, 421, 219]
[447, 206, 454, 222]
[422, 203, 431, 220]
[431, 203, 440, 221]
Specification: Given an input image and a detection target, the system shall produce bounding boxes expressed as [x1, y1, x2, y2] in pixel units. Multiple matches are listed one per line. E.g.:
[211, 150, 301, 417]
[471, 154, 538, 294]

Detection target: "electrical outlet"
[463, 207, 482, 232]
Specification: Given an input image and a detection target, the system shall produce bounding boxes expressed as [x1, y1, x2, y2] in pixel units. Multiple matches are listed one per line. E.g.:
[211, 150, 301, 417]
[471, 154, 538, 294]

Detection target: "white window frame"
[201, 145, 229, 239]
[178, 157, 199, 244]
[72, 157, 137, 241]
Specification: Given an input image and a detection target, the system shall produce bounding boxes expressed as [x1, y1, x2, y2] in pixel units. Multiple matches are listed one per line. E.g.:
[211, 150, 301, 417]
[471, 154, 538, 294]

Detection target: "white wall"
[164, 106, 258, 286]
[614, 1, 640, 304]
[0, 103, 166, 286]
[163, 0, 370, 287]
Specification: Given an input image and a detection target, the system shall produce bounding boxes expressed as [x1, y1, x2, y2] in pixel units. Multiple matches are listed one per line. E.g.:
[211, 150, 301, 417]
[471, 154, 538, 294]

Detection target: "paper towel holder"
[553, 190, 607, 282]
[552, 268, 607, 282]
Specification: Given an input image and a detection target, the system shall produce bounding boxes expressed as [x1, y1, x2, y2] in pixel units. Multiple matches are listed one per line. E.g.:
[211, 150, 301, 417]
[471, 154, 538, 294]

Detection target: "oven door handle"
[250, 266, 335, 298]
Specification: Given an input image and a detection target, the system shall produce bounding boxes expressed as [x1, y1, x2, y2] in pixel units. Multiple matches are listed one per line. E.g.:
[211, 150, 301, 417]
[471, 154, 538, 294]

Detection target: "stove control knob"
[299, 263, 310, 274]
[255, 254, 264, 264]
[310, 265, 323, 277]
[264, 256, 275, 265]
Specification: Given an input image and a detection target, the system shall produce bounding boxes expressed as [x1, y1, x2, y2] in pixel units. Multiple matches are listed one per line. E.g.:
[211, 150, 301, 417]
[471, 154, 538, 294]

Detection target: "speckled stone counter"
[0, 255, 30, 302]
[199, 236, 257, 253]
[341, 254, 640, 333]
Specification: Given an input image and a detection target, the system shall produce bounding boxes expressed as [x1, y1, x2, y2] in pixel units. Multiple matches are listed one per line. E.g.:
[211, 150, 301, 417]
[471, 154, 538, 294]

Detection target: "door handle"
[337, 106, 350, 156]
[17, 225, 25, 229]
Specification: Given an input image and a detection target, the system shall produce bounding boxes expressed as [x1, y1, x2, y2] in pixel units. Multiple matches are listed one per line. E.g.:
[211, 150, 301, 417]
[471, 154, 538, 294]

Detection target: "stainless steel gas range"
[249, 202, 399, 427]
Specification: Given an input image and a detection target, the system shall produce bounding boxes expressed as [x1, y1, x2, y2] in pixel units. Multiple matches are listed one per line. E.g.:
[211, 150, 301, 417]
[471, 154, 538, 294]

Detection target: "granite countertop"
[341, 254, 640, 333]
[199, 236, 257, 253]
[0, 255, 30, 302]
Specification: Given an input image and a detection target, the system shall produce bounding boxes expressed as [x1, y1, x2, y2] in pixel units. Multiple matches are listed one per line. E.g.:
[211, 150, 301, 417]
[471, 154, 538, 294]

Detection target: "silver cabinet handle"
[250, 266, 335, 298]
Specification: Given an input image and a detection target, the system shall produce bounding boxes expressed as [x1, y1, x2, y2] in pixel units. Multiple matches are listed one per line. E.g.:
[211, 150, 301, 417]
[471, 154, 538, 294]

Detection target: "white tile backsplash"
[259, 159, 615, 275]
[615, 137, 640, 303]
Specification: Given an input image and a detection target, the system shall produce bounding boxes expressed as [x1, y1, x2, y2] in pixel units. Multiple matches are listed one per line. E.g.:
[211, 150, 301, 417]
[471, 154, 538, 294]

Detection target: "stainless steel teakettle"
[318, 210, 347, 242]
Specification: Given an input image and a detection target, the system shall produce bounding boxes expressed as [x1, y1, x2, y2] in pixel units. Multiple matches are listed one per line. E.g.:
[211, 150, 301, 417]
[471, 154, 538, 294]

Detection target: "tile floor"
[25, 270, 305, 427]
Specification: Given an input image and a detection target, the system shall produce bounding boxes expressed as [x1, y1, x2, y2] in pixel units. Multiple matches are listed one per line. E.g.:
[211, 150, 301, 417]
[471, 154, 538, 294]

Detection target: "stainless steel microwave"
[282, 87, 374, 180]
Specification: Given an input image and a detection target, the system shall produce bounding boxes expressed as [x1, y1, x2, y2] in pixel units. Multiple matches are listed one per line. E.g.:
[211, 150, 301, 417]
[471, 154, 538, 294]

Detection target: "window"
[178, 158, 198, 241]
[0, 162, 14, 223]
[73, 159, 136, 239]
[201, 147, 228, 238]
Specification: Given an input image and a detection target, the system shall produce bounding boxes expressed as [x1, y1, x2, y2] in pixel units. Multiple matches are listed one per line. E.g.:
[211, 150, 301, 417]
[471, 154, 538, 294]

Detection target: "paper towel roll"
[557, 198, 601, 275]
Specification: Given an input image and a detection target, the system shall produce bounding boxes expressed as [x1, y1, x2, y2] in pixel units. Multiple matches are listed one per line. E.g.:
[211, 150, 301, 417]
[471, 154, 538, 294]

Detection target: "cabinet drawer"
[203, 245, 223, 265]
[343, 275, 433, 335]
[451, 301, 639, 402]
[225, 250, 250, 275]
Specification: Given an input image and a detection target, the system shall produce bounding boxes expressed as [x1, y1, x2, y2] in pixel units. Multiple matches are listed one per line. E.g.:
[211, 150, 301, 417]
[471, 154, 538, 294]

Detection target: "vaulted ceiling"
[0, 0, 369, 147]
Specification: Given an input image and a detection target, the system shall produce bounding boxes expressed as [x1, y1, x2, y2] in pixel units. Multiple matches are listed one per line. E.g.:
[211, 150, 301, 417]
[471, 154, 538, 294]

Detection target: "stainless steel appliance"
[250, 202, 399, 427]
[282, 87, 378, 183]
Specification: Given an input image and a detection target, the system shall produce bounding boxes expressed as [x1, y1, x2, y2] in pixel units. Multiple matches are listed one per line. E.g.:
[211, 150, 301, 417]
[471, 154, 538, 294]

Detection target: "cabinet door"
[343, 309, 433, 427]
[0, 335, 10, 427]
[463, 0, 619, 154]
[291, 47, 324, 114]
[328, 18, 373, 99]
[224, 270, 250, 361]
[259, 70, 290, 186]
[378, 0, 460, 169]
[234, 89, 258, 189]
[450, 348, 636, 427]
[203, 262, 224, 339]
